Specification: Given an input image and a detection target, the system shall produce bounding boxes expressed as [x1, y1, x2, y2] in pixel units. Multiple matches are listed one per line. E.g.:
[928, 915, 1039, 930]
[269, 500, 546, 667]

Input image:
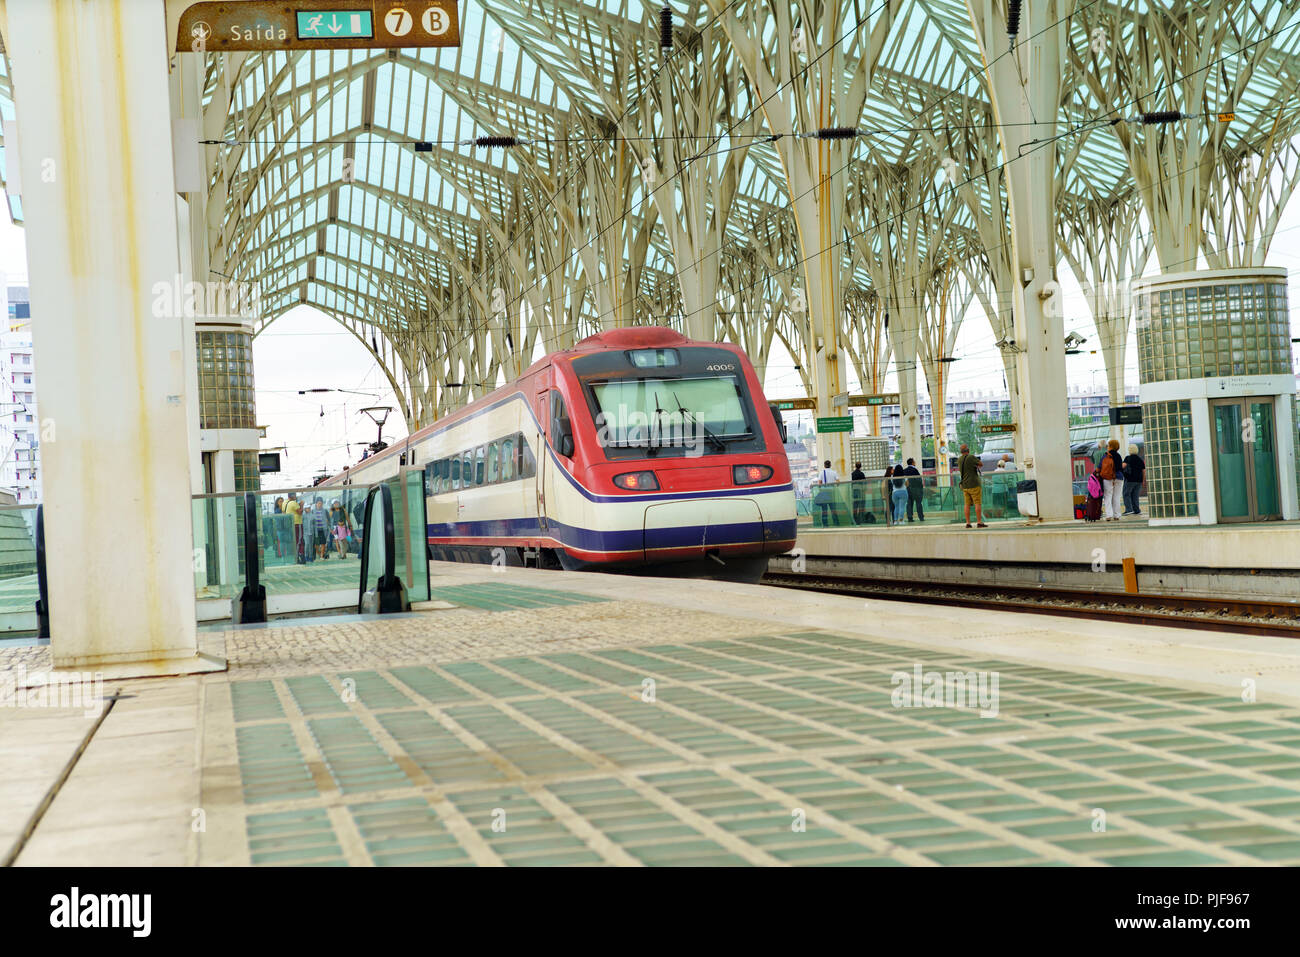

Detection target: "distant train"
[324, 327, 797, 582]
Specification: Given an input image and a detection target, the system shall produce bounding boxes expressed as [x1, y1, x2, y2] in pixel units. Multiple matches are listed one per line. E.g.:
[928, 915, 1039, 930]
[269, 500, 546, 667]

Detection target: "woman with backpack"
[1099, 438, 1125, 521]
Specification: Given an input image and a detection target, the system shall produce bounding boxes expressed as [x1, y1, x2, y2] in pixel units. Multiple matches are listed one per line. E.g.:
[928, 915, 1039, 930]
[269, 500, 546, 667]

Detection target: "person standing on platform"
[813, 460, 840, 526]
[890, 464, 908, 524]
[286, 492, 304, 563]
[850, 462, 867, 524]
[1122, 443, 1145, 517]
[1099, 438, 1125, 521]
[329, 500, 353, 559]
[881, 465, 895, 526]
[308, 497, 330, 561]
[958, 443, 987, 528]
[902, 457, 925, 522]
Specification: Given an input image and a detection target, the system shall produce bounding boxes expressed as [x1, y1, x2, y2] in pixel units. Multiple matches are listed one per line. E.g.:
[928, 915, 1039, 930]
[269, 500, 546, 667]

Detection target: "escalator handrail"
[241, 491, 261, 596]
[35, 503, 49, 638]
[357, 482, 397, 612]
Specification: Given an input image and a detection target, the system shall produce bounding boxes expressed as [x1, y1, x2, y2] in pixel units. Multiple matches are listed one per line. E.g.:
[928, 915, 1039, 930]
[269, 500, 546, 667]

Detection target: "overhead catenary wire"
[245, 2, 1300, 421]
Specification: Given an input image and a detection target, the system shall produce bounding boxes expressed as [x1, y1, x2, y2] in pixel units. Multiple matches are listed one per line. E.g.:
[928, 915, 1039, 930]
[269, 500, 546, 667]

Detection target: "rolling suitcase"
[1083, 471, 1103, 521]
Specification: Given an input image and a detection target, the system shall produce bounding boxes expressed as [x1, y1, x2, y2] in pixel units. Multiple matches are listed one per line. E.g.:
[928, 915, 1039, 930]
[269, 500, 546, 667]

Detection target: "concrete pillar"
[968, 0, 1073, 519]
[6, 1, 221, 676]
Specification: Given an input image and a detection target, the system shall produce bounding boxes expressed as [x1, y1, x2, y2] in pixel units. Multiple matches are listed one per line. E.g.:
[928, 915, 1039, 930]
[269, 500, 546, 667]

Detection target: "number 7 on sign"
[385, 7, 413, 36]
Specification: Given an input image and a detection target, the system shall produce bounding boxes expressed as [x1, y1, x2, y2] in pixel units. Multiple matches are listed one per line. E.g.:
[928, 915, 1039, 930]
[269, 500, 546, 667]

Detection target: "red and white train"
[324, 327, 797, 582]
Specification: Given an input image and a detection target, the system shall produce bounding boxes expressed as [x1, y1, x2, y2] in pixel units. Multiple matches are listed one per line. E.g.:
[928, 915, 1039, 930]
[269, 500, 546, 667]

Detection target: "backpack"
[1086, 471, 1102, 499]
[1099, 455, 1115, 480]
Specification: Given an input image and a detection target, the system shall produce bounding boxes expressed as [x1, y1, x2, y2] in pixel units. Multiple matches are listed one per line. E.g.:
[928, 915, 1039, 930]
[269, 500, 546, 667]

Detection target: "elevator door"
[1211, 398, 1281, 522]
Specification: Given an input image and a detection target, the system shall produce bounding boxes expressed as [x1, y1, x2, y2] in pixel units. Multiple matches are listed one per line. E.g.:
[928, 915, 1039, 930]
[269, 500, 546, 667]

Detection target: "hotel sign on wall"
[176, 0, 460, 51]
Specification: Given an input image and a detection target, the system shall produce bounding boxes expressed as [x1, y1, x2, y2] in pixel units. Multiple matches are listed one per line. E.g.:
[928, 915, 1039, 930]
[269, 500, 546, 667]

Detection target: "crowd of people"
[812, 439, 1146, 528]
[267, 492, 362, 563]
[1091, 439, 1146, 520]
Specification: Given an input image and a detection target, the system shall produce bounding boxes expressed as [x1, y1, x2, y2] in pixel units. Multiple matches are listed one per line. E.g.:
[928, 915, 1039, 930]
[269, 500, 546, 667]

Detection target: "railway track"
[761, 570, 1300, 638]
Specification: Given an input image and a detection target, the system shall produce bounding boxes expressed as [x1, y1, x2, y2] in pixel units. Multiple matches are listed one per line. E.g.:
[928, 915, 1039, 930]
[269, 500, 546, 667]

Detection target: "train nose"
[642, 497, 765, 560]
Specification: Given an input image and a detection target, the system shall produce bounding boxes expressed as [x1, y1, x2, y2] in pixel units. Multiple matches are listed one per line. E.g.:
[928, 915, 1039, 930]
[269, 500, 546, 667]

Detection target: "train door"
[535, 377, 550, 533]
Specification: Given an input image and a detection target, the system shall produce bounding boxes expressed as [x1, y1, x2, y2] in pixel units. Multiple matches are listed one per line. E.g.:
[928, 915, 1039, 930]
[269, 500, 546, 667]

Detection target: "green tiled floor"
[226, 630, 1300, 866]
[429, 582, 611, 611]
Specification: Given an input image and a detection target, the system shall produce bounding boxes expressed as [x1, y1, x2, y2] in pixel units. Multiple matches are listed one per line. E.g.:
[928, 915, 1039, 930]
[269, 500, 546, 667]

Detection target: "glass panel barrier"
[391, 468, 430, 603]
[0, 504, 40, 632]
[363, 487, 387, 602]
[810, 472, 1027, 527]
[192, 486, 369, 605]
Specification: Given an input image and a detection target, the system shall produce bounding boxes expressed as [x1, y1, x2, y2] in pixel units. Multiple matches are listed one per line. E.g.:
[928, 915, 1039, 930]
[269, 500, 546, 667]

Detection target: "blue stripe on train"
[427, 517, 798, 554]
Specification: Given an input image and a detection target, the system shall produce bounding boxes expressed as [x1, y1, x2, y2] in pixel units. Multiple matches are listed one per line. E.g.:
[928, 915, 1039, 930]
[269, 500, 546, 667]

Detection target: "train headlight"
[613, 470, 659, 491]
[733, 464, 773, 485]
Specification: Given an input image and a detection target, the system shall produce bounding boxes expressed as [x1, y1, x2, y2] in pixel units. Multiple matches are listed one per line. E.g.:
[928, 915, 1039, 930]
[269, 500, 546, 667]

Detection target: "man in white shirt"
[814, 459, 840, 525]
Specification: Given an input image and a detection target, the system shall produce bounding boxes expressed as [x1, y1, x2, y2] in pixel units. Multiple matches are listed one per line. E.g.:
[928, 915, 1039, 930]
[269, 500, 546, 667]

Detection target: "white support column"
[7, 1, 221, 676]
[968, 0, 1073, 520]
[1189, 398, 1217, 527]
[172, 52, 208, 495]
[1277, 397, 1298, 522]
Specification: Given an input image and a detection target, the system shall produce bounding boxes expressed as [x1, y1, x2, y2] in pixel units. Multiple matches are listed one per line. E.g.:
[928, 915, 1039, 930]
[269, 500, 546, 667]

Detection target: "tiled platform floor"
[207, 588, 1300, 866]
[8, 571, 1300, 866]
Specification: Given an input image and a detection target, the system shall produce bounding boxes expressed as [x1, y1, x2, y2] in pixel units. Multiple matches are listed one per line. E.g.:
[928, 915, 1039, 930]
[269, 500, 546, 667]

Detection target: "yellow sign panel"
[176, 0, 460, 52]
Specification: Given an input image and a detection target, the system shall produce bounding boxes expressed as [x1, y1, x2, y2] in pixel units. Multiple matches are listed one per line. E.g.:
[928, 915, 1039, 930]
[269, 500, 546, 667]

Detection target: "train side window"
[450, 456, 461, 490]
[518, 435, 536, 479]
[425, 461, 437, 492]
[486, 441, 500, 484]
[461, 450, 474, 488]
[475, 446, 485, 485]
[500, 436, 515, 482]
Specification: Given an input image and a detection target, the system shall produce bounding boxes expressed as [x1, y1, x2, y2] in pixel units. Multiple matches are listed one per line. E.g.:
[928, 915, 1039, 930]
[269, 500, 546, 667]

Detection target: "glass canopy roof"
[1, 1, 1298, 360]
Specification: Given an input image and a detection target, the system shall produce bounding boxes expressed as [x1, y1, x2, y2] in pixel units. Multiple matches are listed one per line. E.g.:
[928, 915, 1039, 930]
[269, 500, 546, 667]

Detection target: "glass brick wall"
[233, 450, 260, 493]
[1141, 399, 1197, 519]
[197, 329, 256, 430]
[1136, 281, 1291, 384]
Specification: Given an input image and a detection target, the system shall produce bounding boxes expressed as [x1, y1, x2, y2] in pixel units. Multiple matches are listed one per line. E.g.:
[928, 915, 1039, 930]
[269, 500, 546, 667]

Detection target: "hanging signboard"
[176, 0, 460, 52]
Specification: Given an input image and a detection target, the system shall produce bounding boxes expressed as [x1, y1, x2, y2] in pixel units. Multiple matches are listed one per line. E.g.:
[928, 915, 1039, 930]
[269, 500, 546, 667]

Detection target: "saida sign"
[176, 0, 460, 51]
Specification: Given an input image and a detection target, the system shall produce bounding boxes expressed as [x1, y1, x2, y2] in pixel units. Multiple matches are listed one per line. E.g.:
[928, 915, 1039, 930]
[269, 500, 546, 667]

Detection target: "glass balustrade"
[809, 472, 1027, 528]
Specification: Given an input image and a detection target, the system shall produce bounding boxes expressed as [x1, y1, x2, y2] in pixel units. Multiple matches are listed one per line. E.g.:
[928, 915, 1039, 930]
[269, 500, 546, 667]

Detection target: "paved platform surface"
[5, 563, 1300, 866]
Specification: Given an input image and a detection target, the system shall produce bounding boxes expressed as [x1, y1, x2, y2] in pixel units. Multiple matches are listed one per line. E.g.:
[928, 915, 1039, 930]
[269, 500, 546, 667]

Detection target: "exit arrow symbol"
[328, 14, 342, 33]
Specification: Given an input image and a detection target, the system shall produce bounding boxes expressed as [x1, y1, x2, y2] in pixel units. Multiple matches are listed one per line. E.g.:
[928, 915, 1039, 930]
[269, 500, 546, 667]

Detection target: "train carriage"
[323, 327, 797, 582]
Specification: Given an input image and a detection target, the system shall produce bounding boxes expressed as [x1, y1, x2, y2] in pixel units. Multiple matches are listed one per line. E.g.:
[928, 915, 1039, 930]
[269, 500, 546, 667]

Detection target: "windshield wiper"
[674, 391, 727, 453]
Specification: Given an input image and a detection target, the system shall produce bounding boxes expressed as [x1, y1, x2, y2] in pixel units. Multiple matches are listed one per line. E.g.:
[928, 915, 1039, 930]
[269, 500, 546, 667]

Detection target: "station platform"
[5, 562, 1300, 867]
[793, 519, 1300, 601]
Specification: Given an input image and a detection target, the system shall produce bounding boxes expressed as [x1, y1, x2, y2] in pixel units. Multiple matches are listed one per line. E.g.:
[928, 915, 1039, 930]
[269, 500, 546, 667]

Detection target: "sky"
[3, 179, 1300, 489]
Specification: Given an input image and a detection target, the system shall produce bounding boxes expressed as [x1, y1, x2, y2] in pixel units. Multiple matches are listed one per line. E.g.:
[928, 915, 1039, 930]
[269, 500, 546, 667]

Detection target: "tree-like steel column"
[711, 0, 904, 476]
[1058, 185, 1153, 443]
[967, 0, 1075, 520]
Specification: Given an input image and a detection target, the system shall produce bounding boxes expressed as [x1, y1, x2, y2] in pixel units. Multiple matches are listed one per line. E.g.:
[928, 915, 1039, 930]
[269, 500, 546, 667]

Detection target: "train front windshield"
[591, 376, 748, 444]
[573, 347, 766, 459]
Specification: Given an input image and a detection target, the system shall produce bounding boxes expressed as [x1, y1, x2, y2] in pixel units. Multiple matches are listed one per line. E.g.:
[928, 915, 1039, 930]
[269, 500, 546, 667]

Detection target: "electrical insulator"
[1140, 110, 1183, 124]
[660, 6, 673, 50]
[1007, 0, 1022, 45]
[801, 127, 859, 140]
[465, 135, 527, 147]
